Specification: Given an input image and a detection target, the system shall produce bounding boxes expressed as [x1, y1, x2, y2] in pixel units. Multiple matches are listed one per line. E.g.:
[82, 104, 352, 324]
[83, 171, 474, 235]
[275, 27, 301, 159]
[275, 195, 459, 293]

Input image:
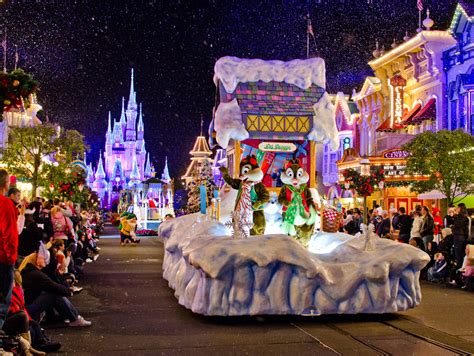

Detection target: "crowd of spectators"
[341, 203, 473, 290]
[0, 169, 103, 355]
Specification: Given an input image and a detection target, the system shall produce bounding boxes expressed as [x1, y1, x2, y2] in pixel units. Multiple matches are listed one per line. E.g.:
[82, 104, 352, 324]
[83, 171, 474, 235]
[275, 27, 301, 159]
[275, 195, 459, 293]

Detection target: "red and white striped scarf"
[236, 181, 256, 224]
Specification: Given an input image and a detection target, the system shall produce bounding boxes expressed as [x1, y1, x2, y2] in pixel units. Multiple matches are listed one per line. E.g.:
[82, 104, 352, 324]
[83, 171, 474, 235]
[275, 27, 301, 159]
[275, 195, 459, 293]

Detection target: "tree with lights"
[185, 160, 218, 214]
[402, 129, 474, 206]
[342, 167, 385, 224]
[1, 123, 86, 198]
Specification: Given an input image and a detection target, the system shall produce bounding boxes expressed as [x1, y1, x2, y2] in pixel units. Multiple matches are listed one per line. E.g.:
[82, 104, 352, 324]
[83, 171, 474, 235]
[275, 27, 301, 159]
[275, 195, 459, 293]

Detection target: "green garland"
[0, 69, 38, 117]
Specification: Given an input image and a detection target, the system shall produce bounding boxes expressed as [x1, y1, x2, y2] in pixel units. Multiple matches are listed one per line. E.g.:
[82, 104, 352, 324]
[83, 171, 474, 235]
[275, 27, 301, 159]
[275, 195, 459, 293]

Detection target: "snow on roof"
[214, 56, 326, 93]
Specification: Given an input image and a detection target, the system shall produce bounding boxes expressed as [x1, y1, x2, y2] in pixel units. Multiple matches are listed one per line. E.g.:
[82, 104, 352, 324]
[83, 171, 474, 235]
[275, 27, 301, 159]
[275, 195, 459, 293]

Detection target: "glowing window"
[343, 137, 351, 150]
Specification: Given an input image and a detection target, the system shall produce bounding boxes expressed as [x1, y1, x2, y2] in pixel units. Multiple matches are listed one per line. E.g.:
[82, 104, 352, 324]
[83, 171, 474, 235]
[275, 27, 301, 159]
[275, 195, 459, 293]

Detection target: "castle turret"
[112, 120, 123, 145]
[95, 152, 106, 181]
[126, 69, 137, 141]
[137, 103, 144, 141]
[130, 154, 141, 182]
[144, 153, 152, 179]
[162, 156, 171, 184]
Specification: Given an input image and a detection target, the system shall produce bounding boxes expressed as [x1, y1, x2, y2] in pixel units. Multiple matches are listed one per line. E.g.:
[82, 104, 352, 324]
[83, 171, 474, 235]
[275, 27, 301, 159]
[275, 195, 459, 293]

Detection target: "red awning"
[377, 104, 422, 132]
[404, 99, 436, 125]
[401, 103, 422, 124]
[376, 117, 404, 132]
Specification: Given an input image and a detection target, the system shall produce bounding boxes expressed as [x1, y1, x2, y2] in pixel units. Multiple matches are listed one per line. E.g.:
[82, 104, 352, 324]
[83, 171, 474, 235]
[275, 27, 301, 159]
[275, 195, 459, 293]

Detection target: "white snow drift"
[158, 214, 430, 316]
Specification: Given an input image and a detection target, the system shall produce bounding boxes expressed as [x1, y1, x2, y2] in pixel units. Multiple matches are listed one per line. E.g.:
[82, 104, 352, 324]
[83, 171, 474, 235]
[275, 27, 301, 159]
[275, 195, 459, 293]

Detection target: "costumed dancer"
[219, 155, 269, 237]
[278, 159, 317, 246]
[120, 213, 141, 246]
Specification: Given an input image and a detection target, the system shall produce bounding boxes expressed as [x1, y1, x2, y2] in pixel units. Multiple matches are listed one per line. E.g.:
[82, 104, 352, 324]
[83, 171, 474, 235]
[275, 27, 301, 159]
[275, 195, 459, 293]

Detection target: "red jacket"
[8, 285, 32, 320]
[0, 195, 19, 265]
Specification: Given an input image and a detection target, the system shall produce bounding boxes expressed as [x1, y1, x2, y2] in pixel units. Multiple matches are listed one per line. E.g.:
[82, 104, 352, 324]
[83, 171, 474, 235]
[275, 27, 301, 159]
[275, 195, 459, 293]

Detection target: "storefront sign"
[382, 149, 410, 159]
[258, 142, 297, 152]
[390, 75, 406, 126]
[373, 164, 407, 177]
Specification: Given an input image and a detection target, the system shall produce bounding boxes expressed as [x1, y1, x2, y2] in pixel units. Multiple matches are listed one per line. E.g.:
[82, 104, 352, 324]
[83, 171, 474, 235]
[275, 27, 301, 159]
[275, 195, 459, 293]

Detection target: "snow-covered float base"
[158, 215, 430, 316]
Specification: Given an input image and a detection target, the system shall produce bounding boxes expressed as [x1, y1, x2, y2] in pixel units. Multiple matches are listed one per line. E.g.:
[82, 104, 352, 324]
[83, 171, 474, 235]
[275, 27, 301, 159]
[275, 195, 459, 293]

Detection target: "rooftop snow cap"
[213, 56, 326, 93]
[213, 56, 339, 151]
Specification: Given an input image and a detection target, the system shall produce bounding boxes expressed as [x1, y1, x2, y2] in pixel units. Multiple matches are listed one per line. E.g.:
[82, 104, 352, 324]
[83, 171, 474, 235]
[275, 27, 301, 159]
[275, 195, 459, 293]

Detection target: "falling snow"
[0, 0, 457, 178]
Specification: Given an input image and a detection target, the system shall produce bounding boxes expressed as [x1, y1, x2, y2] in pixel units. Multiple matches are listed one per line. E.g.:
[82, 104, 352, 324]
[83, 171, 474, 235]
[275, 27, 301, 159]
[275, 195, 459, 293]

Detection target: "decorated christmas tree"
[185, 160, 218, 214]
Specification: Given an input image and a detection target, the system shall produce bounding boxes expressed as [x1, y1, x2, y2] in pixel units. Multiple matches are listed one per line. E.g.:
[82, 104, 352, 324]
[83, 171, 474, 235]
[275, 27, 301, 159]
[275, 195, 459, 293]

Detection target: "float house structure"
[210, 56, 338, 190]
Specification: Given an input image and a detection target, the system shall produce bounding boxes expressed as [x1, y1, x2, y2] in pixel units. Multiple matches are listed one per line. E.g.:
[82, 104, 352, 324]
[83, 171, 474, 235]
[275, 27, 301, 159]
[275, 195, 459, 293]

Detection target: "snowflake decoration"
[224, 211, 253, 239]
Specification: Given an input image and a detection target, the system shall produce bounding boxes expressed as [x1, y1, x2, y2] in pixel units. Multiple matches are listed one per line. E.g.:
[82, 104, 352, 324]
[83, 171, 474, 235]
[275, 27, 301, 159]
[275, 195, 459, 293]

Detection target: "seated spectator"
[345, 209, 362, 236]
[4, 269, 61, 354]
[427, 252, 449, 283]
[20, 244, 91, 327]
[50, 206, 74, 242]
[461, 252, 474, 290]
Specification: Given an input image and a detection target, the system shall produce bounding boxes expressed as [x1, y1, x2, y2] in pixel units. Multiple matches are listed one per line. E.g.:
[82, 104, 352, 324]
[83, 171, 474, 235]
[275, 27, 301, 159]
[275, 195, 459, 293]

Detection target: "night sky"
[0, 0, 458, 180]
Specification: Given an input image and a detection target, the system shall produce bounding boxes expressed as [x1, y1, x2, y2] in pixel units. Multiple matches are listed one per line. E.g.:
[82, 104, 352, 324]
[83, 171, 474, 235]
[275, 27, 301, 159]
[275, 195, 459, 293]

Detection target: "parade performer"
[219, 155, 269, 236]
[278, 159, 317, 246]
[120, 213, 140, 246]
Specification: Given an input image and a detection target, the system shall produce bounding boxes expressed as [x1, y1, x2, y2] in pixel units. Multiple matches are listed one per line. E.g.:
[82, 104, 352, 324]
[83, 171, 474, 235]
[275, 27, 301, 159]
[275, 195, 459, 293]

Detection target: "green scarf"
[283, 184, 308, 226]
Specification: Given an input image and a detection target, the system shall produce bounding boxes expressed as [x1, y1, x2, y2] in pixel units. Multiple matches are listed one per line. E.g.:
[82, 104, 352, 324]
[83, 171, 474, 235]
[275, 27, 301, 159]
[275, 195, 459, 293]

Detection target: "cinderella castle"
[86, 69, 170, 208]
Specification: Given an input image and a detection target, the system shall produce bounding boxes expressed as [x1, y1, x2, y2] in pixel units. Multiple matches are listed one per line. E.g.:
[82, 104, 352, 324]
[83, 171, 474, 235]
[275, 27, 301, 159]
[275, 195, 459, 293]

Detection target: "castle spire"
[138, 103, 144, 132]
[130, 154, 141, 181]
[144, 153, 152, 178]
[162, 156, 171, 183]
[95, 151, 106, 180]
[128, 68, 137, 109]
[107, 111, 112, 133]
[120, 97, 126, 124]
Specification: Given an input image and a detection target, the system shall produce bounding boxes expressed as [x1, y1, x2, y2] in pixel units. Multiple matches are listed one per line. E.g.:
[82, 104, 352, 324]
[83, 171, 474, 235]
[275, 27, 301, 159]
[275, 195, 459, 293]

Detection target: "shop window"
[459, 94, 466, 129]
[451, 99, 457, 130]
[470, 92, 474, 135]
[330, 153, 337, 174]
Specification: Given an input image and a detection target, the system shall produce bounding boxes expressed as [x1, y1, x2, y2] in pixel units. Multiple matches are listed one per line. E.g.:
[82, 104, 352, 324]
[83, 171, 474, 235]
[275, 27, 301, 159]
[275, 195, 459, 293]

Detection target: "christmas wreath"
[342, 168, 384, 197]
[0, 69, 38, 117]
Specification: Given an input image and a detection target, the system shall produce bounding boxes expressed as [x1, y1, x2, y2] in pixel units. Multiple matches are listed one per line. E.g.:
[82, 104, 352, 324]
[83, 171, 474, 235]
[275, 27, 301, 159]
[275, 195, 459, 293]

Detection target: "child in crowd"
[460, 245, 474, 290]
[427, 253, 449, 283]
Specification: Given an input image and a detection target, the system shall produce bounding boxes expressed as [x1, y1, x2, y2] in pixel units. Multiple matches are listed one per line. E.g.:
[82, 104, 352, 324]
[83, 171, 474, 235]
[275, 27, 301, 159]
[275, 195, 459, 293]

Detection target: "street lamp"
[360, 157, 371, 176]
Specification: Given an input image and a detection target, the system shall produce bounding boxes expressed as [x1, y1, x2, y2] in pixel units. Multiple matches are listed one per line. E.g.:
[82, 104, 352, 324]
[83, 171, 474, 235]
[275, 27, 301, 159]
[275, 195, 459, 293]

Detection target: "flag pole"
[418, 10, 422, 31]
[14, 45, 18, 70]
[306, 15, 310, 59]
[2, 29, 6, 73]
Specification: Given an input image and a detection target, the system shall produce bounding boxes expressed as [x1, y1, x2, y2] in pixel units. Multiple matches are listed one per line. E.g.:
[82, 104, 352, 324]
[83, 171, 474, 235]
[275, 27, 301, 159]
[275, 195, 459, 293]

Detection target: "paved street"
[48, 225, 474, 355]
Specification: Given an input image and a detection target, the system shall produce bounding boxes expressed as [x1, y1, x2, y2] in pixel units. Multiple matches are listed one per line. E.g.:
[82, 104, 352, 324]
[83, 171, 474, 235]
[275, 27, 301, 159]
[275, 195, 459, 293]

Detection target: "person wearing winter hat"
[20, 243, 91, 327]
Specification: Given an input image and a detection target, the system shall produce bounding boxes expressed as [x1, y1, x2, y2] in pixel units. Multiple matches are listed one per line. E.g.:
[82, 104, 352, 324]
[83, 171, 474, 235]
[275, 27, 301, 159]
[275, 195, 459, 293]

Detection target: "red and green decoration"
[45, 170, 88, 203]
[342, 168, 385, 197]
[0, 69, 38, 116]
[342, 168, 385, 223]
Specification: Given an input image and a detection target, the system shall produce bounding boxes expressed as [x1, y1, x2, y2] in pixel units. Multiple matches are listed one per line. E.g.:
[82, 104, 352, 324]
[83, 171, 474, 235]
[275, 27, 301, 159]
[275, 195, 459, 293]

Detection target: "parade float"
[158, 56, 430, 316]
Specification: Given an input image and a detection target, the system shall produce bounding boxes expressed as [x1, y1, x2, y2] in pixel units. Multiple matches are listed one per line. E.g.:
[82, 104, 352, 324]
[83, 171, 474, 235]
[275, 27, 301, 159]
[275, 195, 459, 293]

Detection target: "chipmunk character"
[278, 159, 317, 246]
[219, 155, 269, 236]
